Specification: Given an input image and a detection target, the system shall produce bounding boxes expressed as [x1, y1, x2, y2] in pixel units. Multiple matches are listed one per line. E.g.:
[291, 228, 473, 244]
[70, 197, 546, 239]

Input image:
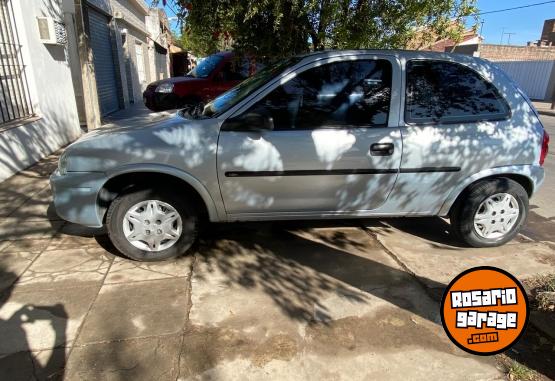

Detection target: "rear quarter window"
[405, 60, 510, 125]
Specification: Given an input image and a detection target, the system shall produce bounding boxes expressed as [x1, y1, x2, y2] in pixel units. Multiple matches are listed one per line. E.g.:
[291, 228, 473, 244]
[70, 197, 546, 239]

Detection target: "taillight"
[540, 130, 550, 166]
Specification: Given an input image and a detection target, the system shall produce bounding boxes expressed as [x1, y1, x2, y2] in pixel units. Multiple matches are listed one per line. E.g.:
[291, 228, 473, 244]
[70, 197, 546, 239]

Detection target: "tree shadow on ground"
[0, 265, 68, 380]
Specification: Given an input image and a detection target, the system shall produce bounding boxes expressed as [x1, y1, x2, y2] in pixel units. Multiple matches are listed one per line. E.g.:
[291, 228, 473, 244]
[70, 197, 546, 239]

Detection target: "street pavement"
[0, 115, 553, 380]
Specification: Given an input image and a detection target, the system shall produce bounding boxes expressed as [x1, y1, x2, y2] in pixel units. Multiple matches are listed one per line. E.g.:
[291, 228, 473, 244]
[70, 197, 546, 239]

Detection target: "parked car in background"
[52, 50, 548, 261]
[143, 51, 258, 111]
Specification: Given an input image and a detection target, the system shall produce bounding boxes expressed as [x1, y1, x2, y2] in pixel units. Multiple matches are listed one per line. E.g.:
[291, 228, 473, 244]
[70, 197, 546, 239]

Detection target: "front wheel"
[450, 178, 529, 247]
[106, 188, 198, 261]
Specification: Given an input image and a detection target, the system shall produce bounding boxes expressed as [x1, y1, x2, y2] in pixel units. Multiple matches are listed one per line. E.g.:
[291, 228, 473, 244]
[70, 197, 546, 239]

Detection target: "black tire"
[106, 187, 198, 261]
[450, 178, 529, 248]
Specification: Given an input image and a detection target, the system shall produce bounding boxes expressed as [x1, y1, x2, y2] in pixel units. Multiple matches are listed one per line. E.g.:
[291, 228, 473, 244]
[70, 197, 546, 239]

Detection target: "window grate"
[0, 0, 34, 125]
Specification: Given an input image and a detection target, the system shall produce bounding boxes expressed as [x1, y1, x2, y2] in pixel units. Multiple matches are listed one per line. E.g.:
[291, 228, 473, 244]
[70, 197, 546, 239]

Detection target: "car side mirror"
[221, 111, 274, 132]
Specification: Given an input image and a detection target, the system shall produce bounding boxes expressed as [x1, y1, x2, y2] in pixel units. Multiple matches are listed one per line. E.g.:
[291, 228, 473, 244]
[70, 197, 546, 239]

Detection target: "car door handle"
[370, 143, 394, 156]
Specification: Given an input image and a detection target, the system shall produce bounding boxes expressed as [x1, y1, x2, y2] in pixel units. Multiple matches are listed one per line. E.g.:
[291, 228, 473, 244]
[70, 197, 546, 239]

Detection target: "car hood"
[63, 114, 222, 173]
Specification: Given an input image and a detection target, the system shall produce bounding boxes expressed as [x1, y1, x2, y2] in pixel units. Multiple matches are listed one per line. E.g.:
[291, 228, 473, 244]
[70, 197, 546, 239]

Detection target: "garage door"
[87, 8, 119, 116]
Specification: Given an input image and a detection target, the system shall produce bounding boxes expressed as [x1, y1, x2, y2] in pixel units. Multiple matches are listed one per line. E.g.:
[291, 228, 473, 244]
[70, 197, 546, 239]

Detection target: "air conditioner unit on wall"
[37, 16, 67, 45]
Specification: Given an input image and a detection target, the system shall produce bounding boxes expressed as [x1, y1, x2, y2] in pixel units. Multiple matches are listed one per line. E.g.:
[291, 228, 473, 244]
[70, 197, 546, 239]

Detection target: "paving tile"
[184, 225, 500, 380]
[0, 347, 72, 381]
[192, 225, 414, 326]
[30, 347, 68, 381]
[366, 218, 555, 286]
[104, 256, 192, 284]
[0, 218, 63, 241]
[9, 186, 60, 221]
[0, 285, 99, 354]
[76, 278, 190, 344]
[0, 238, 53, 254]
[65, 334, 181, 380]
[45, 224, 106, 252]
[16, 248, 112, 289]
[0, 172, 52, 219]
[0, 251, 38, 292]
[0, 351, 35, 381]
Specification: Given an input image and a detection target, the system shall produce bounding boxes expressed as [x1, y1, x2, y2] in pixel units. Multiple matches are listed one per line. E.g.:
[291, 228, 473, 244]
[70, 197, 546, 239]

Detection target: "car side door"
[387, 59, 512, 214]
[216, 55, 403, 218]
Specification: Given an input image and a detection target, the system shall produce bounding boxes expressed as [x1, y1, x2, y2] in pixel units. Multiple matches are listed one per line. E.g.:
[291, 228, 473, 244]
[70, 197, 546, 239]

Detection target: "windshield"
[188, 54, 224, 78]
[202, 56, 301, 117]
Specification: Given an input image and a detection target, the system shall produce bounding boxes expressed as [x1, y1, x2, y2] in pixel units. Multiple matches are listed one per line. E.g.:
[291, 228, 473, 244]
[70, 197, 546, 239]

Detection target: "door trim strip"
[224, 167, 460, 177]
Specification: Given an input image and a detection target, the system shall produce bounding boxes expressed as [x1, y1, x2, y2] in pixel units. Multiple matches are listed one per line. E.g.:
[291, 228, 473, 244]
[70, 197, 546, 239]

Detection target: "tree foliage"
[165, 0, 477, 58]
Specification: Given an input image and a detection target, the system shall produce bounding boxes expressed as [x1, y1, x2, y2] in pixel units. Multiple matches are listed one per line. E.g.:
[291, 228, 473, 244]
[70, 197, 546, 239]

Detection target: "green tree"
[163, 0, 477, 58]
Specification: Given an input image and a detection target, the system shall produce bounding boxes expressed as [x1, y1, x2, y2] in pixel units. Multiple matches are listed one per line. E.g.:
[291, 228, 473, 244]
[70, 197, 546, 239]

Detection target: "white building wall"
[111, 0, 150, 102]
[146, 8, 171, 82]
[110, 0, 148, 31]
[0, 0, 81, 181]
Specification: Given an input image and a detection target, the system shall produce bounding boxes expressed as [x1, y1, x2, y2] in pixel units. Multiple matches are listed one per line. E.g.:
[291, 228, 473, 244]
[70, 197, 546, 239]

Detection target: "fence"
[494, 60, 555, 101]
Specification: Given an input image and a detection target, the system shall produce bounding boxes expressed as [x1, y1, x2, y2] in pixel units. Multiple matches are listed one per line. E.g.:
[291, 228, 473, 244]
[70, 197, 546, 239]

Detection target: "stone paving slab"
[76, 278, 191, 345]
[0, 347, 70, 381]
[0, 251, 38, 292]
[0, 285, 99, 354]
[16, 248, 112, 289]
[0, 238, 54, 254]
[104, 256, 192, 285]
[183, 224, 501, 380]
[366, 217, 555, 287]
[65, 334, 182, 380]
[9, 186, 60, 222]
[0, 217, 63, 241]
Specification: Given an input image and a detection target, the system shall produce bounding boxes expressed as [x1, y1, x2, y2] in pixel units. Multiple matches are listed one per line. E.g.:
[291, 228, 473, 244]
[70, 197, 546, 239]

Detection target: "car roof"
[294, 49, 488, 66]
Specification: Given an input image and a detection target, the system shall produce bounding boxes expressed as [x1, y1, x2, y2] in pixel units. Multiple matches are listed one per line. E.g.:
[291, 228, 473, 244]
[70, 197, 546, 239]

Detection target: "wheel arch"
[97, 164, 221, 224]
[438, 166, 539, 217]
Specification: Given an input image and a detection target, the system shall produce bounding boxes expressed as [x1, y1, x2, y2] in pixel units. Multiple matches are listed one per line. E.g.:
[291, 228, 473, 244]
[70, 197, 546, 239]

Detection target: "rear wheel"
[450, 178, 529, 247]
[106, 188, 198, 261]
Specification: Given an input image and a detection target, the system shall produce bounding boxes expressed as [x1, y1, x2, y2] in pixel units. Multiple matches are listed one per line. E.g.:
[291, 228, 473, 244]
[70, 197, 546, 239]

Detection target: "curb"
[537, 109, 555, 117]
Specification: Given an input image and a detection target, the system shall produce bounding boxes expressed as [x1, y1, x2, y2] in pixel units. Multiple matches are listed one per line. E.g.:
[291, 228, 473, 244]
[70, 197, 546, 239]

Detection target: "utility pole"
[479, 21, 484, 38]
[506, 32, 515, 45]
[500, 27, 505, 44]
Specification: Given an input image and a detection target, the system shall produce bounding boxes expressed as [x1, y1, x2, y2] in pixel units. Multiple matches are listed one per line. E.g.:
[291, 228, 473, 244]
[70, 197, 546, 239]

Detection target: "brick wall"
[541, 19, 555, 45]
[478, 44, 555, 61]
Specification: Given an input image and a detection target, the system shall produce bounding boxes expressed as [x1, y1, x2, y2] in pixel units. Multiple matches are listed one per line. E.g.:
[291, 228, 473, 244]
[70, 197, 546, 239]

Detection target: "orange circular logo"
[441, 267, 529, 355]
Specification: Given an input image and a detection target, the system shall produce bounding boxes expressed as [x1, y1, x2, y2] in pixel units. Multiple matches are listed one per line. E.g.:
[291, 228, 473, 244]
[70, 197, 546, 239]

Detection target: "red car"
[143, 52, 255, 111]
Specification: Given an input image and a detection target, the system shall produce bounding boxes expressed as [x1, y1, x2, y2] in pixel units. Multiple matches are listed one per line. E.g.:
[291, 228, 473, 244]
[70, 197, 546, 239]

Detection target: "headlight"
[155, 83, 174, 93]
[58, 151, 68, 175]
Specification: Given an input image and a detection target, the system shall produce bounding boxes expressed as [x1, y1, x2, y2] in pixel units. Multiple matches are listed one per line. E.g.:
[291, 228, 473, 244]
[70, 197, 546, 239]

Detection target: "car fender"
[437, 164, 545, 216]
[102, 163, 224, 222]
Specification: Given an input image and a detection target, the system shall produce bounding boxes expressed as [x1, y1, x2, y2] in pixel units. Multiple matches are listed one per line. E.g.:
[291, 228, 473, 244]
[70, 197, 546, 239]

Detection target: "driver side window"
[244, 59, 392, 130]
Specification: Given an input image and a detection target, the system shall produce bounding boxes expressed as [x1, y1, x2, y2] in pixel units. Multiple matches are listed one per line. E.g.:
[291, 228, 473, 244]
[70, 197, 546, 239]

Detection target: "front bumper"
[50, 170, 107, 228]
[143, 89, 180, 111]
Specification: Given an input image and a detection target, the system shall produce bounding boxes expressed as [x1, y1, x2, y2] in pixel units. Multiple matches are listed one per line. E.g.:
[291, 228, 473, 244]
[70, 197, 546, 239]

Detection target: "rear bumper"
[533, 165, 545, 193]
[50, 170, 107, 228]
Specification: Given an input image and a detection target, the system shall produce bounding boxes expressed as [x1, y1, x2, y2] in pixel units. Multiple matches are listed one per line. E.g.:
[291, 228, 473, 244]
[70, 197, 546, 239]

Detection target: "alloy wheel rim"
[473, 193, 520, 239]
[122, 200, 182, 252]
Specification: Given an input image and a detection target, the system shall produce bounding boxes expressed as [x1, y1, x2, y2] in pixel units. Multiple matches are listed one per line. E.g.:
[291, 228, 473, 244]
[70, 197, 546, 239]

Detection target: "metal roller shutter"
[88, 8, 119, 116]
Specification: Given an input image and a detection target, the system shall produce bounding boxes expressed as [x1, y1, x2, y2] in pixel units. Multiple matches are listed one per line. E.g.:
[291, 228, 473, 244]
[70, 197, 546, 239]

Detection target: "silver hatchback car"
[51, 50, 549, 261]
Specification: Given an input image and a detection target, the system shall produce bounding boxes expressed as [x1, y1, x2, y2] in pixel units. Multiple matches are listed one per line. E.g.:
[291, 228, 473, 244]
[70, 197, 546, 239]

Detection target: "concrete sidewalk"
[101, 104, 177, 129]
[533, 101, 555, 117]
